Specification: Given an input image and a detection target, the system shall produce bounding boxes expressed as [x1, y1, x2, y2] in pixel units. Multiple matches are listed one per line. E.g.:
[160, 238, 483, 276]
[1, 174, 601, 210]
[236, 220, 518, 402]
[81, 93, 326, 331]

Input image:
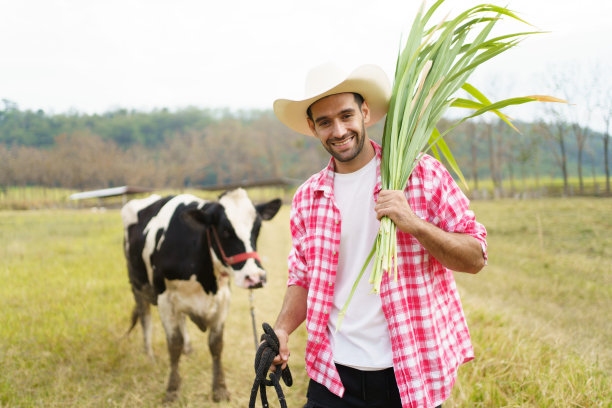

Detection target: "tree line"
[0, 99, 610, 197]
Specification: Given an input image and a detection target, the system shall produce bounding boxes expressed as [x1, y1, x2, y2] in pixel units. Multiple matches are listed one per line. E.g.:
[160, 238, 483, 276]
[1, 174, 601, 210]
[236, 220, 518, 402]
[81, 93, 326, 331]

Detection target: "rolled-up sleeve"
[418, 155, 488, 262]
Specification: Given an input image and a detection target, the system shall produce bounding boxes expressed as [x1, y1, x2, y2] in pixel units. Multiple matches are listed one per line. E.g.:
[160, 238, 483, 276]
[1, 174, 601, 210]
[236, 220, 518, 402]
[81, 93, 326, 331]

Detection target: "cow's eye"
[221, 229, 231, 239]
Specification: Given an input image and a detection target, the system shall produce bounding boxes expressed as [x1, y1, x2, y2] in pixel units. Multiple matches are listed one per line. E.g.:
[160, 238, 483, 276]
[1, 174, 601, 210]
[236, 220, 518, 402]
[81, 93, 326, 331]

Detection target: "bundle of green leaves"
[338, 0, 564, 328]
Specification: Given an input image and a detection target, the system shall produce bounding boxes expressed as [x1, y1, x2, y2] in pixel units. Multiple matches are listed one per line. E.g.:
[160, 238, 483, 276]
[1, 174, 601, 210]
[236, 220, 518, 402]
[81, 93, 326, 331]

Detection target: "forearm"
[409, 217, 485, 274]
[270, 284, 307, 369]
[376, 189, 485, 274]
[274, 284, 308, 338]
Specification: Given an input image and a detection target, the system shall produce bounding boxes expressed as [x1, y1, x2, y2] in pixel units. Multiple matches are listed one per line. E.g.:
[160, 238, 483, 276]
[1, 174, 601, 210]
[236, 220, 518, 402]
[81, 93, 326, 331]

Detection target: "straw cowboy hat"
[273, 63, 392, 137]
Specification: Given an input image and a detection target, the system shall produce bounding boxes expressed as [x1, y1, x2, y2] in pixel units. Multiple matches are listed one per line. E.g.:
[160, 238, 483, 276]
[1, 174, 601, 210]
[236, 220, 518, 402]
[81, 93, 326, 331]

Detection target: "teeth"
[333, 136, 352, 146]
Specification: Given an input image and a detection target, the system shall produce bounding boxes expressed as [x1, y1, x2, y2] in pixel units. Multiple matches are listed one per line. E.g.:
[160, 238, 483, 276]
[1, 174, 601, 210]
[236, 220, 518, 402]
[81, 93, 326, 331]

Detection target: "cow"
[121, 189, 282, 403]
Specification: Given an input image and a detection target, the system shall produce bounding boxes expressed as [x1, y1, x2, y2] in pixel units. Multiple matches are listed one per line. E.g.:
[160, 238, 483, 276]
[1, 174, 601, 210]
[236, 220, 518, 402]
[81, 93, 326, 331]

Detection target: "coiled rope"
[249, 322, 293, 408]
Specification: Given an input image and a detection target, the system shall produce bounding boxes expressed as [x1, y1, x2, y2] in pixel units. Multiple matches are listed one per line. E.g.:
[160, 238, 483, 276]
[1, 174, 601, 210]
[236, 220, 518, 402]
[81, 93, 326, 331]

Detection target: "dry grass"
[0, 197, 610, 407]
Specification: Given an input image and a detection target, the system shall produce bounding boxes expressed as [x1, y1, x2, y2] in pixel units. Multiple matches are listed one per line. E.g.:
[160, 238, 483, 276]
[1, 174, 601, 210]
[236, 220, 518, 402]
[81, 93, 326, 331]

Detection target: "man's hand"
[270, 328, 290, 372]
[375, 189, 485, 274]
[374, 189, 422, 234]
[269, 285, 307, 371]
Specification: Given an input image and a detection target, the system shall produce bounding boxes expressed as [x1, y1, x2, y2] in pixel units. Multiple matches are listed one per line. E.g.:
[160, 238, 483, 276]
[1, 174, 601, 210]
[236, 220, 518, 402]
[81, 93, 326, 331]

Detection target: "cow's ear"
[181, 203, 220, 229]
[181, 208, 208, 230]
[256, 198, 282, 221]
[202, 202, 222, 224]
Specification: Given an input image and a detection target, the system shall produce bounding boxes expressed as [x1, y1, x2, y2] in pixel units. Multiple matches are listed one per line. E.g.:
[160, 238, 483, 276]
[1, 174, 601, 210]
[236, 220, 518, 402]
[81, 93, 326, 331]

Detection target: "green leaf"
[428, 128, 469, 189]
[455, 85, 520, 132]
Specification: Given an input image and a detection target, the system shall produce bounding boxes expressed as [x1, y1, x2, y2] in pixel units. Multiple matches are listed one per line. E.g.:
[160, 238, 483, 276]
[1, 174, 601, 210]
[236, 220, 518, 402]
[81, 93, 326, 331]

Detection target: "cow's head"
[182, 189, 281, 289]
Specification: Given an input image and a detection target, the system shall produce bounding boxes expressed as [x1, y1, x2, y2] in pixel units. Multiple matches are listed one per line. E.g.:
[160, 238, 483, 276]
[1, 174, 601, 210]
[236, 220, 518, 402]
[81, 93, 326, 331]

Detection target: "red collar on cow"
[206, 226, 262, 266]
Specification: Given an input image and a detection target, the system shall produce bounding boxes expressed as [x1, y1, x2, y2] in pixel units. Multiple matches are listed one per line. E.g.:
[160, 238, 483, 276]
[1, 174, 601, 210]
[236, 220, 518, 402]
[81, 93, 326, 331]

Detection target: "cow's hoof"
[212, 387, 230, 402]
[163, 390, 179, 404]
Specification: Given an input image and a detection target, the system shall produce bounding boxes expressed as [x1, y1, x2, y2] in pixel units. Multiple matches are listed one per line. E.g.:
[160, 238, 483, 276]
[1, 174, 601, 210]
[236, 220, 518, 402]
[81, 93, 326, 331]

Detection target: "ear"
[181, 203, 221, 229]
[361, 100, 371, 125]
[256, 198, 282, 221]
[307, 118, 317, 136]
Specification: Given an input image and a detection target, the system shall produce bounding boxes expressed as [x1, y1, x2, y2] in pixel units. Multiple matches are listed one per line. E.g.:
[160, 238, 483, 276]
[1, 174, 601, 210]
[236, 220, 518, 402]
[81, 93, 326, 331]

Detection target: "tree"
[515, 123, 542, 195]
[595, 67, 612, 196]
[537, 120, 570, 195]
[547, 64, 595, 195]
[601, 98, 611, 195]
[50, 131, 122, 189]
[466, 121, 480, 192]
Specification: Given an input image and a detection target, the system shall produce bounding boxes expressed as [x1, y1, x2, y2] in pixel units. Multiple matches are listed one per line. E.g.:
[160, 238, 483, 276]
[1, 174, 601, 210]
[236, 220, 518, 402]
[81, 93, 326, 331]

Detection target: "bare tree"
[464, 77, 514, 198]
[595, 67, 612, 196]
[120, 145, 162, 188]
[537, 120, 570, 195]
[159, 129, 209, 189]
[547, 64, 596, 195]
[481, 120, 505, 197]
[602, 98, 611, 195]
[515, 123, 541, 196]
[50, 131, 122, 189]
[462, 121, 480, 192]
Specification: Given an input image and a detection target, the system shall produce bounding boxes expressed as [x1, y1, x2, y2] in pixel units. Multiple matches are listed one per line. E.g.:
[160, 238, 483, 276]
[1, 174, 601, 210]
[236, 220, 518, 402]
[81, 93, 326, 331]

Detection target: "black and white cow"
[121, 189, 281, 403]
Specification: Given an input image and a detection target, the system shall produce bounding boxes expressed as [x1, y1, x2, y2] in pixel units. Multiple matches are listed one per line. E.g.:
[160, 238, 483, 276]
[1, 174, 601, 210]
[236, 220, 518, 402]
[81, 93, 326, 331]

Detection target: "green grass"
[0, 198, 610, 407]
[465, 175, 610, 198]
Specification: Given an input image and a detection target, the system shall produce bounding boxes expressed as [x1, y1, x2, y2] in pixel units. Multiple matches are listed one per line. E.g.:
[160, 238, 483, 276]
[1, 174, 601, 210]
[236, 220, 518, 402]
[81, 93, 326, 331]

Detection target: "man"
[270, 63, 487, 408]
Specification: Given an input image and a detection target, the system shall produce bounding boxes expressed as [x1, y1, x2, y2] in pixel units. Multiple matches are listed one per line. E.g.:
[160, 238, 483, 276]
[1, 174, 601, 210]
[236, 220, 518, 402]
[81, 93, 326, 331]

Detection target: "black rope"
[249, 322, 293, 408]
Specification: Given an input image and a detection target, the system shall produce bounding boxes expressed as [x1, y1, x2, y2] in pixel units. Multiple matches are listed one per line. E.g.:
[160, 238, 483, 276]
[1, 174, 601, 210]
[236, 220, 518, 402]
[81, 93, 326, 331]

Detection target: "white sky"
[2, 0, 611, 127]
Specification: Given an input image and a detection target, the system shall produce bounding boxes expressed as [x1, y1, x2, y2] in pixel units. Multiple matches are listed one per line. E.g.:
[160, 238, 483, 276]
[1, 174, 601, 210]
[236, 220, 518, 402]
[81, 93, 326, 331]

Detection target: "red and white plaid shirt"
[287, 141, 487, 408]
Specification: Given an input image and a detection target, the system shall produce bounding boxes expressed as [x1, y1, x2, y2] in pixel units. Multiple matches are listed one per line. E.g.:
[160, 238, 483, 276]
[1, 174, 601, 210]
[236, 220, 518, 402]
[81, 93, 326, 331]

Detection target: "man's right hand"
[270, 328, 290, 371]
[270, 284, 308, 372]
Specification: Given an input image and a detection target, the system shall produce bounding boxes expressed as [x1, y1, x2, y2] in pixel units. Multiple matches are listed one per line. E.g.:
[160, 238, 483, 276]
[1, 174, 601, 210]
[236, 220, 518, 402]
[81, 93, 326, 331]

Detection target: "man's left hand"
[374, 190, 422, 234]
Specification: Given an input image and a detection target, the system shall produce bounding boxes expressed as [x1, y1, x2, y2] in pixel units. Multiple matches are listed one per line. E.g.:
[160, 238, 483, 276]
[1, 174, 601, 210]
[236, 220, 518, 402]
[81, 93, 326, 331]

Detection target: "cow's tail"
[124, 305, 139, 337]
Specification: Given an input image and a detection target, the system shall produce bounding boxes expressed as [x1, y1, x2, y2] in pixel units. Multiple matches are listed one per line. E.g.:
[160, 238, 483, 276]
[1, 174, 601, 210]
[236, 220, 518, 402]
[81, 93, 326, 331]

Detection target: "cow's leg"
[179, 313, 192, 355]
[132, 288, 154, 358]
[157, 293, 183, 403]
[209, 323, 230, 402]
[141, 305, 154, 358]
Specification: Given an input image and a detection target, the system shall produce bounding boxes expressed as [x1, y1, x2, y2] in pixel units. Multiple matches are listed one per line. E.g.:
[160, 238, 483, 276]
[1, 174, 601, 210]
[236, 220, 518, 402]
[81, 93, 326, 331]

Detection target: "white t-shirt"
[328, 156, 394, 369]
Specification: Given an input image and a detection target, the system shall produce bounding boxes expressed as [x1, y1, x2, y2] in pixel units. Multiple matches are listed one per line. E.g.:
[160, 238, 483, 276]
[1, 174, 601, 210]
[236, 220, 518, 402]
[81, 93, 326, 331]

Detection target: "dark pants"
[304, 363, 427, 408]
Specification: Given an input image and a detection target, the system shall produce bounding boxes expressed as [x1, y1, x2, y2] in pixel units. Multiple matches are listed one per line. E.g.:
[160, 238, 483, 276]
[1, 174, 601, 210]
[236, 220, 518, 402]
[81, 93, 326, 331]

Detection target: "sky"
[2, 0, 612, 128]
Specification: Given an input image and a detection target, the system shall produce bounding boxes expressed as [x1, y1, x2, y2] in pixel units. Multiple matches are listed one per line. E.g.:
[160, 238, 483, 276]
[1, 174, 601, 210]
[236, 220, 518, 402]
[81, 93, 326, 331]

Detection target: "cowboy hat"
[273, 63, 392, 137]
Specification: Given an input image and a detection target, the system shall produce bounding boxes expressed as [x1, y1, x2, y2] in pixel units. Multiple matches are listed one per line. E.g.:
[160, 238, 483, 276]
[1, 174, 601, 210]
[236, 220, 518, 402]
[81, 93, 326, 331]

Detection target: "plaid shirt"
[287, 141, 487, 408]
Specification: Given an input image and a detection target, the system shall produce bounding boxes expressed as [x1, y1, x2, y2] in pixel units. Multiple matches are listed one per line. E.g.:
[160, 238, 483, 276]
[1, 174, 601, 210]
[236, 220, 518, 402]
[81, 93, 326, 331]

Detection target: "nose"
[330, 120, 347, 138]
[243, 269, 267, 288]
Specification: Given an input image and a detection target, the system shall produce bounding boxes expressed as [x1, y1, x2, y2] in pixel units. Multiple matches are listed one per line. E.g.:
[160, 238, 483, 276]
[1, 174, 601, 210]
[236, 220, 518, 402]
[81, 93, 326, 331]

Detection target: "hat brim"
[273, 65, 391, 137]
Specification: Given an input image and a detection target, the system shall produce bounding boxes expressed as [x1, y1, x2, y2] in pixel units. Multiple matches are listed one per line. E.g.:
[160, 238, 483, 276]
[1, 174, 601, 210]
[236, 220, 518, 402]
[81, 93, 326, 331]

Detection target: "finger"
[269, 354, 282, 372]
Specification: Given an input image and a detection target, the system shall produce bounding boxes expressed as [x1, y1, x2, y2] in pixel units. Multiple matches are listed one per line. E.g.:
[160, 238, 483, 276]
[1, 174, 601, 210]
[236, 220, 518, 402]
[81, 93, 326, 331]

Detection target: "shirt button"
[328, 282, 333, 287]
[332, 251, 337, 256]
[335, 219, 339, 224]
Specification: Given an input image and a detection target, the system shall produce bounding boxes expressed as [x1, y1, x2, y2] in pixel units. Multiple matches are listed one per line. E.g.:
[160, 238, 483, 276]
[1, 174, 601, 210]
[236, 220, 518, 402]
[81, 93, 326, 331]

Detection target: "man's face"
[307, 93, 370, 164]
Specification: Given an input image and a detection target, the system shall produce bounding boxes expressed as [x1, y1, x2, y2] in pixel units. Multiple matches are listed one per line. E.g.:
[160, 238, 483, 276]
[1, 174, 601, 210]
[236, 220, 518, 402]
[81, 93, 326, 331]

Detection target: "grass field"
[0, 197, 610, 407]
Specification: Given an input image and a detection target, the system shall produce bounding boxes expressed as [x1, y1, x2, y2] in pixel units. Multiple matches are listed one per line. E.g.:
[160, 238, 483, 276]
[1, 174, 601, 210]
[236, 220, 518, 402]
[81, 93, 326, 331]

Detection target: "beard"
[323, 120, 367, 163]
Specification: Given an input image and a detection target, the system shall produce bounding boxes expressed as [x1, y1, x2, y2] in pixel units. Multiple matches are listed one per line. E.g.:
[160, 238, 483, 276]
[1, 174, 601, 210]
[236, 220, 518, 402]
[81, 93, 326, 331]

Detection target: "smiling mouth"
[331, 135, 354, 147]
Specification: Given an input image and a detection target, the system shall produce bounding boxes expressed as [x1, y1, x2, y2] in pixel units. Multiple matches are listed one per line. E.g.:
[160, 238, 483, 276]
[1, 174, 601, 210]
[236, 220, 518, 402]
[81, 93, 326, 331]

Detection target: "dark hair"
[306, 93, 365, 121]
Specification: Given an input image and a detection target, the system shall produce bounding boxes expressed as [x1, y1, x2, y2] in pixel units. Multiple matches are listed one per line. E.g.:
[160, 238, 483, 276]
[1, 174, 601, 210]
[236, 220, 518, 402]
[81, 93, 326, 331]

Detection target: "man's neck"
[334, 138, 375, 174]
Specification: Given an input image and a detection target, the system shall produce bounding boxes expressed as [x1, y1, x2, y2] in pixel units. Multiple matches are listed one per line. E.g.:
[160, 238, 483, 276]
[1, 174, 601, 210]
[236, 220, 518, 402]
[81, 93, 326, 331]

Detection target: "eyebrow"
[314, 108, 356, 125]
